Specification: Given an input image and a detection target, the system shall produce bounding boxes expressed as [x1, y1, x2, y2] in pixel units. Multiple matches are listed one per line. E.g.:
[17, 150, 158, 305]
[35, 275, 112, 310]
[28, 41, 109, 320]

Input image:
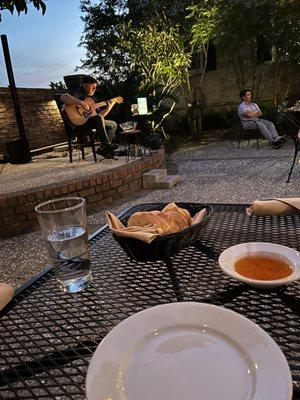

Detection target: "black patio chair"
[279, 111, 300, 183]
[53, 94, 97, 163]
[235, 111, 261, 149]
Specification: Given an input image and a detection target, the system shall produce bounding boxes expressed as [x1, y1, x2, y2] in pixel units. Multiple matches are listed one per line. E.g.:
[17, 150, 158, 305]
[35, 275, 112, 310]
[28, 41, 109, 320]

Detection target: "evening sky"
[0, 0, 90, 88]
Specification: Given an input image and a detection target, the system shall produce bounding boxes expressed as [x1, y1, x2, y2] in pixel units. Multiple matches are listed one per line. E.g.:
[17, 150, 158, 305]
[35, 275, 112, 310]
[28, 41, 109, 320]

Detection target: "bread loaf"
[158, 211, 181, 234]
[127, 212, 165, 235]
[163, 210, 188, 231]
[127, 205, 191, 235]
[162, 203, 192, 225]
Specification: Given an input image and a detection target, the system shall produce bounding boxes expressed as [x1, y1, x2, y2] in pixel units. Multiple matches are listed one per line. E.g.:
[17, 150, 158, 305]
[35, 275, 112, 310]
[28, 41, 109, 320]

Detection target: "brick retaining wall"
[0, 150, 165, 238]
[0, 88, 65, 154]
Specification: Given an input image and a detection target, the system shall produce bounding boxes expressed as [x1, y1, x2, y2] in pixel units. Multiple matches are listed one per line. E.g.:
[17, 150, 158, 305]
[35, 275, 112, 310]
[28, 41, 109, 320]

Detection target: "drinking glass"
[35, 197, 92, 293]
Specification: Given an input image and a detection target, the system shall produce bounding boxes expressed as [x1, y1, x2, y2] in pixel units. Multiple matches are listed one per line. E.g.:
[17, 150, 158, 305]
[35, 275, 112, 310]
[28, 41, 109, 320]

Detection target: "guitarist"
[60, 75, 119, 159]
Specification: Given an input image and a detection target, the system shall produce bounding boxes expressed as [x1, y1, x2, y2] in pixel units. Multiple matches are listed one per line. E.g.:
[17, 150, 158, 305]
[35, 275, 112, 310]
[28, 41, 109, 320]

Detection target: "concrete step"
[143, 169, 167, 189]
[156, 175, 181, 189]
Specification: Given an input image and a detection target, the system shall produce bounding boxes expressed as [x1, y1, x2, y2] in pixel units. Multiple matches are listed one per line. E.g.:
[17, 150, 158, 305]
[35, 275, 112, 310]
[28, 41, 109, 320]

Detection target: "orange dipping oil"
[234, 255, 293, 281]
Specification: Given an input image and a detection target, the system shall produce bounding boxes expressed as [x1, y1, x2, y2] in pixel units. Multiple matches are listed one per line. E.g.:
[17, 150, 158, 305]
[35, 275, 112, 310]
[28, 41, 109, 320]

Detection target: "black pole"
[1, 34, 31, 162]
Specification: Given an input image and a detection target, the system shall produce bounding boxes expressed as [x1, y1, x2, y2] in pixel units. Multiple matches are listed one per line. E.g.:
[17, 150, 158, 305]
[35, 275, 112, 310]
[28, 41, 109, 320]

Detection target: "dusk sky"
[0, 0, 91, 88]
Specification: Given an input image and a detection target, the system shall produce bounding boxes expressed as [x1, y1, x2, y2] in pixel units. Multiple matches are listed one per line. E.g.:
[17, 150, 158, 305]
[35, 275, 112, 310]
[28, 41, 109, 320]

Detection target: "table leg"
[165, 258, 183, 302]
[286, 137, 299, 183]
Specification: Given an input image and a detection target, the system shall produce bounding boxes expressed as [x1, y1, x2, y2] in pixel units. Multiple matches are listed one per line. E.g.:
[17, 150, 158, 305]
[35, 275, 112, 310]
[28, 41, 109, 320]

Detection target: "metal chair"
[65, 124, 98, 164]
[237, 117, 261, 149]
[53, 94, 97, 163]
[280, 112, 300, 183]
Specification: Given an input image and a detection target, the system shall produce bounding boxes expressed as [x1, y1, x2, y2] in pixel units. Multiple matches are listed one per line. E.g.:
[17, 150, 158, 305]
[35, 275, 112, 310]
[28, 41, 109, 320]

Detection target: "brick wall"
[0, 150, 165, 238]
[190, 55, 300, 112]
[0, 88, 65, 154]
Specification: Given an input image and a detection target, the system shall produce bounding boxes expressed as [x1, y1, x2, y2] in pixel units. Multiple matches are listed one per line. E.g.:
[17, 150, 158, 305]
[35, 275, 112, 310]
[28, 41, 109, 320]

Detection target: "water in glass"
[47, 225, 91, 293]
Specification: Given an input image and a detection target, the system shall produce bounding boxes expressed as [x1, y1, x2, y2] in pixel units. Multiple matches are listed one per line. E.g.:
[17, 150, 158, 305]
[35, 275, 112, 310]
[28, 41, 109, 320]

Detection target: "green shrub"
[202, 108, 236, 130]
[257, 101, 276, 120]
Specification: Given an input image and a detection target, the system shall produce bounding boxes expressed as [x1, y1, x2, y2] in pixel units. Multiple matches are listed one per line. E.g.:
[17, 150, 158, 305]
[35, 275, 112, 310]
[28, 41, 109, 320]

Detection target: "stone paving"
[0, 148, 131, 195]
[0, 138, 298, 289]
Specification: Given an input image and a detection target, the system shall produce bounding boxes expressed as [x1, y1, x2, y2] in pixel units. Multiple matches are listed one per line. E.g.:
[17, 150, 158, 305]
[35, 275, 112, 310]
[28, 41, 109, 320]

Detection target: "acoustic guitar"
[63, 96, 123, 126]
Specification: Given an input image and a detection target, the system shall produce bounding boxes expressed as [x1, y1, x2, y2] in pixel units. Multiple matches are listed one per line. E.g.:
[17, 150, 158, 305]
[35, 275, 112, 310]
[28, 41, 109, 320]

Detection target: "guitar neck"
[93, 100, 108, 110]
[92, 97, 122, 110]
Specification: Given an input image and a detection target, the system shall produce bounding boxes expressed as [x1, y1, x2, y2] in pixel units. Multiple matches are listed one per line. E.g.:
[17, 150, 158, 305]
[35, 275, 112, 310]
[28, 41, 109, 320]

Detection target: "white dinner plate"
[86, 302, 292, 400]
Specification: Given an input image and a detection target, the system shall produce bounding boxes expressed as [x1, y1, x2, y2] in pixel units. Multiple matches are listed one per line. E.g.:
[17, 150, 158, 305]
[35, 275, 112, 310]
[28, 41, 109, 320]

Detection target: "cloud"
[1, 47, 89, 87]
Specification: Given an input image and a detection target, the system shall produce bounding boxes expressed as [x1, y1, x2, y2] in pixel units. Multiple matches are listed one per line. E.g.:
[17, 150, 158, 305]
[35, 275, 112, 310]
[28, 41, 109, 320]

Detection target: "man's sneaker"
[272, 135, 288, 149]
[96, 147, 115, 159]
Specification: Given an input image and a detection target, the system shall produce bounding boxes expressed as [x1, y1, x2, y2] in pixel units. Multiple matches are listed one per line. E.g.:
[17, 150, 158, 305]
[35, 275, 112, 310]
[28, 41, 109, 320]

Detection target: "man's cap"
[81, 75, 98, 84]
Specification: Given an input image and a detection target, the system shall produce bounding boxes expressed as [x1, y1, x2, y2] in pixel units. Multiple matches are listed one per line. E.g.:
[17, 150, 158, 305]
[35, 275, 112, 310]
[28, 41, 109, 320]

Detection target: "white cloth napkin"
[0, 283, 14, 311]
[106, 211, 160, 243]
[246, 198, 300, 216]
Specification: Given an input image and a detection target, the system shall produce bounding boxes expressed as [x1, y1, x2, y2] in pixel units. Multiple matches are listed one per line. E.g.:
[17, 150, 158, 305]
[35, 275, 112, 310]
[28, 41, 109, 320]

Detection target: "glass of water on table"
[35, 197, 91, 293]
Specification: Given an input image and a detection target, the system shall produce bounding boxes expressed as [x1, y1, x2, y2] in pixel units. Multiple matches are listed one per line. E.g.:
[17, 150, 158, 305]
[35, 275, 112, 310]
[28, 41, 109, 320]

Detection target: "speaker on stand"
[6, 138, 31, 164]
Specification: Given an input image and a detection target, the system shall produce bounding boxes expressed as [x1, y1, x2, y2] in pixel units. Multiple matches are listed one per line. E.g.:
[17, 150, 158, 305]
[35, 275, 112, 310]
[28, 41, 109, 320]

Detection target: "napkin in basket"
[246, 198, 300, 216]
[106, 204, 207, 243]
[106, 211, 161, 243]
[0, 283, 14, 311]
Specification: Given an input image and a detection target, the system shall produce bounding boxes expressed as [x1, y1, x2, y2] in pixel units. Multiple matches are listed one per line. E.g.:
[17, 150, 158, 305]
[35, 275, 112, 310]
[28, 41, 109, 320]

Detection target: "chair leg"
[286, 138, 298, 183]
[137, 133, 143, 158]
[125, 135, 129, 163]
[90, 133, 97, 163]
[67, 136, 73, 163]
[80, 144, 85, 160]
[132, 133, 141, 159]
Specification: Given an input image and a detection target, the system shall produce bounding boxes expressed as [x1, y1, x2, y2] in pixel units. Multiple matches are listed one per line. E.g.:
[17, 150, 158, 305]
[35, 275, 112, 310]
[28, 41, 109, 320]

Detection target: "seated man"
[60, 75, 118, 158]
[238, 89, 288, 149]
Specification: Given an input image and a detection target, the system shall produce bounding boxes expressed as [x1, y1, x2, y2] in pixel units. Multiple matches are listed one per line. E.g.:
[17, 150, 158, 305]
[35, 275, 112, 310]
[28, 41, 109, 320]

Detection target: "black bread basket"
[112, 202, 213, 262]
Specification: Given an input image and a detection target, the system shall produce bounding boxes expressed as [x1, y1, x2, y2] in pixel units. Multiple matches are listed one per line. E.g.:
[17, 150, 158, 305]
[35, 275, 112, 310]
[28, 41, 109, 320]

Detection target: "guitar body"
[63, 97, 106, 126]
[62, 96, 123, 126]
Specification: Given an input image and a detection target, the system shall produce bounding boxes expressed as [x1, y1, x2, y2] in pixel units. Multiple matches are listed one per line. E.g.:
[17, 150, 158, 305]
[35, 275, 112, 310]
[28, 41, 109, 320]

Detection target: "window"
[206, 44, 217, 71]
[190, 51, 203, 71]
[190, 44, 217, 72]
[257, 36, 272, 64]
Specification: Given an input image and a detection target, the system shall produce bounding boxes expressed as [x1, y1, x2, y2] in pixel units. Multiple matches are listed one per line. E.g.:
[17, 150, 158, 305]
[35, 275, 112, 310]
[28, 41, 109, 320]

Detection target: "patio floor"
[0, 148, 137, 195]
[1, 138, 299, 288]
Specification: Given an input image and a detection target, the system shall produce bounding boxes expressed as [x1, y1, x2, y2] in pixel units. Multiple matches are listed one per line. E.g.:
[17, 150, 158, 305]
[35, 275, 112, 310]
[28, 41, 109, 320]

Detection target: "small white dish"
[86, 302, 292, 400]
[218, 242, 300, 288]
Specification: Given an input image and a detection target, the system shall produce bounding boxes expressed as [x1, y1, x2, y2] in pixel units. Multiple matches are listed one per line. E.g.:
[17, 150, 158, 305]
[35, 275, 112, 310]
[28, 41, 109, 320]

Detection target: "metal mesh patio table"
[0, 202, 299, 399]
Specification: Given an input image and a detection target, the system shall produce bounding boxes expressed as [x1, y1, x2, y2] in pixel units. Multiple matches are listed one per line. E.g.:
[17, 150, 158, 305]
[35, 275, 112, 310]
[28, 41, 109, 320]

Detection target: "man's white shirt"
[238, 101, 261, 121]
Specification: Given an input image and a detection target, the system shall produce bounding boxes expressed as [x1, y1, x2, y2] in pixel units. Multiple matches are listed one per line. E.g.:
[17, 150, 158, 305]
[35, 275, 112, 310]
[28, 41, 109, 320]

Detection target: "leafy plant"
[49, 80, 67, 93]
[0, 0, 46, 21]
[202, 108, 236, 130]
[187, 0, 219, 88]
[258, 101, 277, 120]
[119, 22, 191, 133]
